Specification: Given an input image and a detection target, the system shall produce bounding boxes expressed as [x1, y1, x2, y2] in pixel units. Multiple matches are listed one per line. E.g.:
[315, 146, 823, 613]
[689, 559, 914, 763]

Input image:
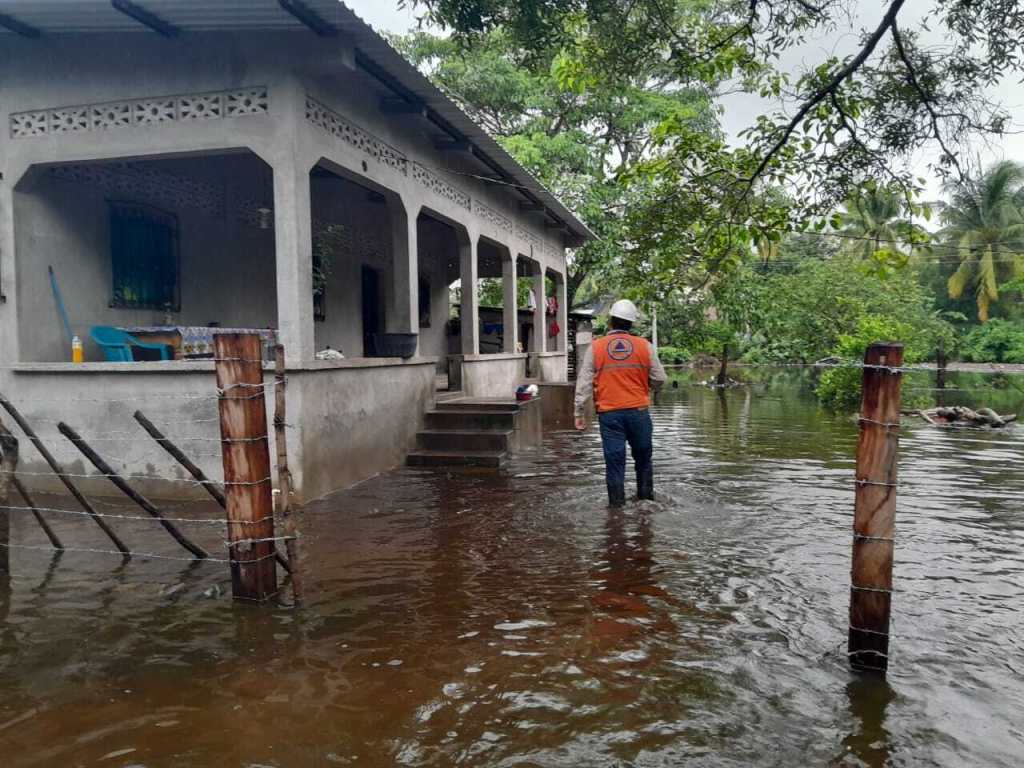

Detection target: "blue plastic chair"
[90, 326, 172, 362]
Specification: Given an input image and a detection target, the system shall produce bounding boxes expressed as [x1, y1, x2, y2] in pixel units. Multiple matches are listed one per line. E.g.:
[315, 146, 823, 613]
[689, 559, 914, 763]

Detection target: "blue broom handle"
[48, 265, 74, 343]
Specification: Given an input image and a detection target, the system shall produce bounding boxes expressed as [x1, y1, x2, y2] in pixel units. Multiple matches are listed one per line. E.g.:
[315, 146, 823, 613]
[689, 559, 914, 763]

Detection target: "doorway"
[361, 265, 383, 356]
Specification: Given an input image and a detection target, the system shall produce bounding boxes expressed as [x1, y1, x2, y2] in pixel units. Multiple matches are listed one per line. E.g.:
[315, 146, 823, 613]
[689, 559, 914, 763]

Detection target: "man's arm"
[574, 345, 595, 420]
[649, 342, 667, 390]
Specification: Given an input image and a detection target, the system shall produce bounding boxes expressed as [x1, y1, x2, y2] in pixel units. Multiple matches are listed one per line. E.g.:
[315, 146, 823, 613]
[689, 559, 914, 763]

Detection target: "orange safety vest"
[592, 332, 653, 413]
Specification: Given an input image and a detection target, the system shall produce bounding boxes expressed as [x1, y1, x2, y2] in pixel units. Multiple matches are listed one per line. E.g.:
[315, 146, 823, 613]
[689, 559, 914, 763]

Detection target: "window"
[109, 202, 179, 311]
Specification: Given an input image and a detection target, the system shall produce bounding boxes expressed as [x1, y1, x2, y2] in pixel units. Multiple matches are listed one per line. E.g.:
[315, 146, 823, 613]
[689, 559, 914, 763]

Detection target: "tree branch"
[744, 0, 906, 193]
[890, 20, 966, 182]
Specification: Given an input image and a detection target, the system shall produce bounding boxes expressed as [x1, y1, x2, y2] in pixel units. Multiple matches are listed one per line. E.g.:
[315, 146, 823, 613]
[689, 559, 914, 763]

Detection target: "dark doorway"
[361, 265, 383, 356]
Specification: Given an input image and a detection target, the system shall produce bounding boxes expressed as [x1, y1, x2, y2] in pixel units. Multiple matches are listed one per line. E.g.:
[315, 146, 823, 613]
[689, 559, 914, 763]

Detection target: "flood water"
[2, 369, 1023, 767]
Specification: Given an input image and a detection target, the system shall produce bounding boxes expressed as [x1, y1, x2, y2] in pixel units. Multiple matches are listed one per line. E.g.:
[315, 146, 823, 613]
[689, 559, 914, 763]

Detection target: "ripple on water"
[1, 372, 1023, 766]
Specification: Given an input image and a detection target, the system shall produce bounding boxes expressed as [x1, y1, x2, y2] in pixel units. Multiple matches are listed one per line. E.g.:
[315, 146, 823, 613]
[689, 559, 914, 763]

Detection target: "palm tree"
[837, 187, 915, 261]
[941, 160, 1024, 322]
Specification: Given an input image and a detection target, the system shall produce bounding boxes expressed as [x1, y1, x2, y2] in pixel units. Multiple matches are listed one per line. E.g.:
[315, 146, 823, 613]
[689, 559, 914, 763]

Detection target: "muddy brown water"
[1, 370, 1023, 767]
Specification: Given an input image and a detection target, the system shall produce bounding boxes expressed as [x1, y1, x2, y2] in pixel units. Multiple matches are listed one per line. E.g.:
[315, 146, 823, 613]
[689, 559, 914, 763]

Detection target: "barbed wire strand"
[0, 504, 282, 527]
[0, 541, 277, 565]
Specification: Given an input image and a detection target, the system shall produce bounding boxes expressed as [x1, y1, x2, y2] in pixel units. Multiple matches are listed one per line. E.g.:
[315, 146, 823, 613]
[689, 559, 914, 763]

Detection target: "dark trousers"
[598, 408, 654, 506]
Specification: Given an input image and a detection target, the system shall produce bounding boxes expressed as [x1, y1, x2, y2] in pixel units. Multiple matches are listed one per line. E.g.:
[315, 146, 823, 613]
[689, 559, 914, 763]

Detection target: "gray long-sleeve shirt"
[574, 332, 667, 418]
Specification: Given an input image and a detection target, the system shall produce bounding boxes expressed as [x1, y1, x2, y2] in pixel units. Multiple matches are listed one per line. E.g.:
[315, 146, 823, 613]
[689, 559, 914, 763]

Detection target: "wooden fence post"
[273, 345, 303, 603]
[214, 333, 277, 602]
[849, 341, 904, 673]
[935, 339, 947, 407]
[0, 421, 18, 574]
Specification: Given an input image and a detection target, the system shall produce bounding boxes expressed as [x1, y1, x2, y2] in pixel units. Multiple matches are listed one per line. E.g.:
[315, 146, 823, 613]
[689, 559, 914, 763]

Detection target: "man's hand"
[575, 416, 587, 431]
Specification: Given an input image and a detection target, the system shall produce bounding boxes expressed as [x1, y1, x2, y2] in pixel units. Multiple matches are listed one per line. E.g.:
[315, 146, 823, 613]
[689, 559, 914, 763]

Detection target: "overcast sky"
[346, 0, 1024, 203]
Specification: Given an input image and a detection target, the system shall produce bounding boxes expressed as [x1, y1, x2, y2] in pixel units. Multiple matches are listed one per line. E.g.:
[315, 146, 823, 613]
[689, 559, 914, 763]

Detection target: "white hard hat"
[609, 299, 639, 323]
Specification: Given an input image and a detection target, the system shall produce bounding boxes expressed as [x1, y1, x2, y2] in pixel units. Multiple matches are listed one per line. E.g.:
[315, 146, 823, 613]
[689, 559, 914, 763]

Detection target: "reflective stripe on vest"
[592, 333, 652, 413]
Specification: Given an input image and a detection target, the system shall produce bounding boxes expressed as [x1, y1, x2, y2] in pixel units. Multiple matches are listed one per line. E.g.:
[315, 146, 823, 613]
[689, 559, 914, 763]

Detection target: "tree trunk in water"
[716, 344, 729, 387]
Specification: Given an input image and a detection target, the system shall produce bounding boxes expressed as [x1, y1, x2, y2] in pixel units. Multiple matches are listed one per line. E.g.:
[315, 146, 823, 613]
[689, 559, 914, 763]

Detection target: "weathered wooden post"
[214, 333, 277, 602]
[849, 342, 903, 674]
[0, 420, 18, 574]
[935, 339, 947, 407]
[273, 344, 303, 603]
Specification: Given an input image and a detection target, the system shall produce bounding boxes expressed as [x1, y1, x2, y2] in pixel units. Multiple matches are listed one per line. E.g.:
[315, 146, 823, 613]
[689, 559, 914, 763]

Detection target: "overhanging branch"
[744, 0, 907, 193]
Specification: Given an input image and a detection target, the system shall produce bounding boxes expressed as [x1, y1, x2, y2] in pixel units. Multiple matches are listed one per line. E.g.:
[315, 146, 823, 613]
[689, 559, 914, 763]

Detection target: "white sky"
[347, 0, 1024, 203]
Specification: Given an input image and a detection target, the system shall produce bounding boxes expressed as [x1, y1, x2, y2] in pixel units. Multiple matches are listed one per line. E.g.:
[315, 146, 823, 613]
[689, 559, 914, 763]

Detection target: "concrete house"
[0, 0, 594, 501]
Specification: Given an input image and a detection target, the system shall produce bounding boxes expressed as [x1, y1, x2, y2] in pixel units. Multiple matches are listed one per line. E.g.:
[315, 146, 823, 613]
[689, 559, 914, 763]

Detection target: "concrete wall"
[287, 358, 437, 501]
[2, 363, 228, 500]
[459, 353, 528, 398]
[538, 352, 568, 382]
[2, 357, 438, 504]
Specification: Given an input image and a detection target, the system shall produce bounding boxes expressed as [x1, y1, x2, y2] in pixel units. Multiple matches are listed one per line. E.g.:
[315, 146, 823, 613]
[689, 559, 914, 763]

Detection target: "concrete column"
[502, 255, 518, 353]
[531, 267, 545, 354]
[0, 174, 19, 365]
[459, 234, 479, 355]
[273, 159, 315, 365]
[556, 271, 568, 353]
[388, 200, 419, 342]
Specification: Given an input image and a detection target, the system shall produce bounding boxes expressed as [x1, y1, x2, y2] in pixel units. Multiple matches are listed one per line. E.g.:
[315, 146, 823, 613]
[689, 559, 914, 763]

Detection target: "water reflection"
[0, 368, 1022, 766]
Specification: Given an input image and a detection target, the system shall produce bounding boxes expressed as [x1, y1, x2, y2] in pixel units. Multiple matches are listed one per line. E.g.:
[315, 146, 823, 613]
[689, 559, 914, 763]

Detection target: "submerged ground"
[1, 369, 1022, 767]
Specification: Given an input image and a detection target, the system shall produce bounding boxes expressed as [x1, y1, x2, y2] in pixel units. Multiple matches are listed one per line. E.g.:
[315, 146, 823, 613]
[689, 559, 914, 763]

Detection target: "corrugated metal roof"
[0, 0, 347, 32]
[0, 0, 596, 244]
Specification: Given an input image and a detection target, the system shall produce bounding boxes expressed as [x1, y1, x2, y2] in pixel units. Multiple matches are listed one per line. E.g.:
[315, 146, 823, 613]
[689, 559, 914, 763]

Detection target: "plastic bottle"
[71, 335, 83, 363]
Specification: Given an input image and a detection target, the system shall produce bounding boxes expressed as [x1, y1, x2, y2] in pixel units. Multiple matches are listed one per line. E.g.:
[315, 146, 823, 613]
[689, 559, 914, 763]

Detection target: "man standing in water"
[574, 299, 667, 506]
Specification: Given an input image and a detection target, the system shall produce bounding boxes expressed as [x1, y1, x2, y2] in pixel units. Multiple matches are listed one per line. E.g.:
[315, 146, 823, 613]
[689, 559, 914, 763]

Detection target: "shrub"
[816, 315, 919, 410]
[960, 319, 1024, 363]
[656, 345, 691, 365]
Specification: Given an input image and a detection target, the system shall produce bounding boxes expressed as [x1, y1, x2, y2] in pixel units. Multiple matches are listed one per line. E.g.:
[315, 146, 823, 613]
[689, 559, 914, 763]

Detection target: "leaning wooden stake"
[57, 422, 209, 560]
[134, 409, 290, 573]
[134, 410, 227, 507]
[849, 342, 904, 674]
[0, 392, 130, 555]
[10, 476, 63, 550]
[0, 413, 63, 550]
[274, 344, 303, 603]
[214, 334, 277, 602]
[0, 421, 18, 573]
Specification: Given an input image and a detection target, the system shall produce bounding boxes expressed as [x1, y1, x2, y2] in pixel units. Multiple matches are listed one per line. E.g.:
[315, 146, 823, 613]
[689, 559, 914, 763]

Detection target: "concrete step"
[416, 429, 513, 452]
[436, 390, 465, 403]
[406, 449, 506, 468]
[424, 409, 517, 431]
[434, 400, 520, 413]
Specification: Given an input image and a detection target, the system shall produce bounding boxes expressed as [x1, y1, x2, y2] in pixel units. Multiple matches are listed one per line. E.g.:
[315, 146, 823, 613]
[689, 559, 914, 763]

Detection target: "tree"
[940, 160, 1024, 322]
[391, 27, 716, 308]
[403, 0, 1024, 295]
[836, 186, 927, 273]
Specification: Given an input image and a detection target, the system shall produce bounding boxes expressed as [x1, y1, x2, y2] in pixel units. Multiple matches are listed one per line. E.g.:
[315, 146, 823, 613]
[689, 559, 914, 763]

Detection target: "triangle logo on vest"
[608, 337, 634, 360]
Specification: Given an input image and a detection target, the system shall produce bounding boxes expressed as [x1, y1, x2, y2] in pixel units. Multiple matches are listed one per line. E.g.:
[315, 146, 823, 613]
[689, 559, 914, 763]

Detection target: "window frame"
[108, 200, 181, 312]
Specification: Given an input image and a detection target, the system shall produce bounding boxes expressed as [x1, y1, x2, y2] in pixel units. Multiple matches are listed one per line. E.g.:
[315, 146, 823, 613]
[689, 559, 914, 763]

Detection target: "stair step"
[417, 429, 512, 452]
[406, 449, 506, 468]
[424, 410, 517, 430]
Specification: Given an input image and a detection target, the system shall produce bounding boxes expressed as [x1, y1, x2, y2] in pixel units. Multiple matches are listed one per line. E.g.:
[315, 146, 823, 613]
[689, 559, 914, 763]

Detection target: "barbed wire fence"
[0, 334, 301, 604]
